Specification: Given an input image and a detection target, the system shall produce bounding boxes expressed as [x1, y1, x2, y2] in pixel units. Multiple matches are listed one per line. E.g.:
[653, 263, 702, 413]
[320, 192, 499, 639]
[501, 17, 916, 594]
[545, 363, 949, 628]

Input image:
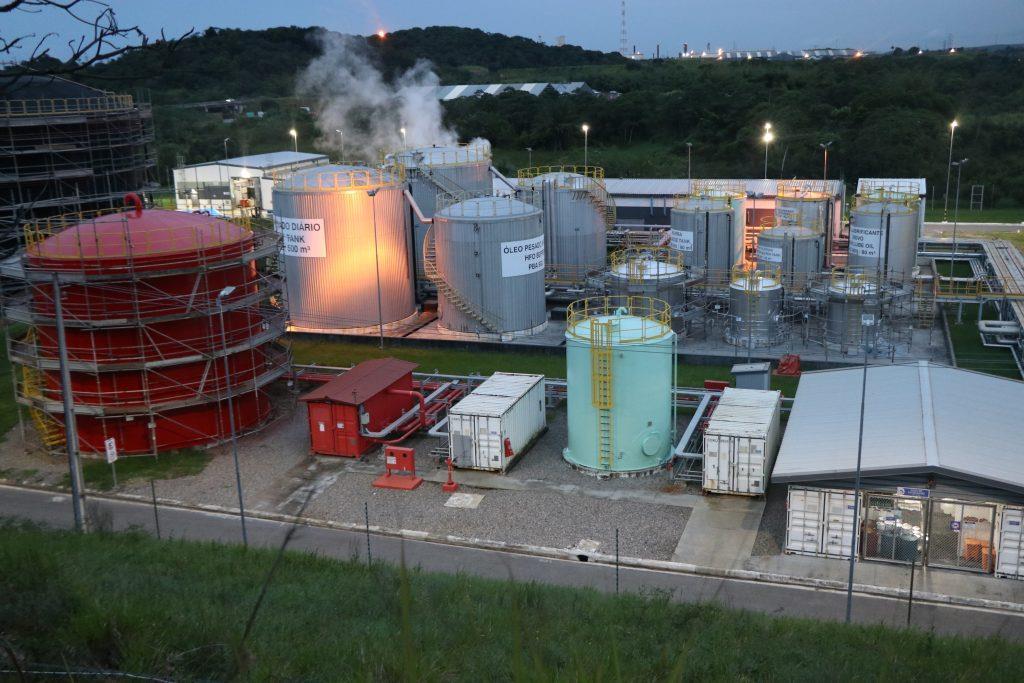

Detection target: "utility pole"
[217, 286, 248, 547]
[53, 274, 86, 532]
[942, 120, 958, 221]
[368, 189, 385, 350]
[845, 313, 873, 623]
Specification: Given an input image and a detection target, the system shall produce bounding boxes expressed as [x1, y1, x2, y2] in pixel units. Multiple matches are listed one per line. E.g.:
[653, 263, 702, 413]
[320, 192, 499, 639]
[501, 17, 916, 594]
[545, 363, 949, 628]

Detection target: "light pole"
[525, 147, 533, 168]
[951, 158, 968, 274]
[223, 137, 231, 159]
[400, 127, 407, 148]
[942, 120, 958, 221]
[820, 141, 833, 180]
[289, 128, 298, 153]
[367, 189, 385, 350]
[52, 274, 86, 532]
[217, 285, 248, 547]
[762, 123, 774, 179]
[845, 310, 873, 623]
[335, 129, 344, 162]
[686, 142, 693, 183]
[581, 124, 590, 167]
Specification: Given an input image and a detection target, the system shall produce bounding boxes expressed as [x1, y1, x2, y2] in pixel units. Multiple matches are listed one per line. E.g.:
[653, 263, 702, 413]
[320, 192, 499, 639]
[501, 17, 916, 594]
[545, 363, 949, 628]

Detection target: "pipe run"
[404, 189, 433, 224]
[360, 382, 454, 440]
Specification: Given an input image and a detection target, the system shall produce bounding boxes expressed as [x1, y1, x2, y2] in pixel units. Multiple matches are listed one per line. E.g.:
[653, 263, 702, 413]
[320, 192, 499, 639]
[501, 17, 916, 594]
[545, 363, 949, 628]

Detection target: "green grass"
[289, 337, 800, 396]
[924, 207, 1024, 224]
[932, 259, 977, 278]
[945, 303, 1021, 379]
[61, 448, 212, 491]
[1, 523, 1020, 680]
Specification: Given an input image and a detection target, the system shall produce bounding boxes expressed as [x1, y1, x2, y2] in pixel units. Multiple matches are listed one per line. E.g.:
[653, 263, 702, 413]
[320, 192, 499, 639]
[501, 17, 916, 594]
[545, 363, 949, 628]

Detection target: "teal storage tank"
[563, 296, 676, 476]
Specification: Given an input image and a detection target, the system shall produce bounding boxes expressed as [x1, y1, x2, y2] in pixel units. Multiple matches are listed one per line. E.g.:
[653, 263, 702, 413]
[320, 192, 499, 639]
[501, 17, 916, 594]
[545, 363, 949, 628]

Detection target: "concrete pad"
[445, 492, 484, 509]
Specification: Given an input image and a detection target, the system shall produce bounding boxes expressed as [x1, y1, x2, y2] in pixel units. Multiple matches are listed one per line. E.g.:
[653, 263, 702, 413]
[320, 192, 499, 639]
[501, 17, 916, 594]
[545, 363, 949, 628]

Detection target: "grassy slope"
[289, 337, 799, 396]
[2, 524, 1021, 680]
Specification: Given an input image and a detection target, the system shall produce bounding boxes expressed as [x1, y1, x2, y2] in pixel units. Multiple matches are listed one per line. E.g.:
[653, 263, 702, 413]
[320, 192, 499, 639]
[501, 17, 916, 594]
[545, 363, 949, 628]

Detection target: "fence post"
[907, 553, 917, 627]
[150, 480, 161, 540]
[615, 528, 620, 595]
[364, 501, 372, 566]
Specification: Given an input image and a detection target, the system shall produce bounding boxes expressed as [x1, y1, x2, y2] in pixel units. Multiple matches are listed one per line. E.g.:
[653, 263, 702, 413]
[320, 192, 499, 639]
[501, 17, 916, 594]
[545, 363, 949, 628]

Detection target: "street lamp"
[289, 128, 298, 153]
[943, 119, 958, 221]
[366, 189, 385, 350]
[581, 124, 590, 167]
[762, 123, 774, 179]
[525, 147, 533, 168]
[950, 158, 969, 275]
[686, 142, 693, 183]
[820, 141, 833, 180]
[223, 137, 231, 159]
[400, 126, 407, 147]
[216, 284, 248, 548]
[335, 129, 344, 162]
[845, 308, 874, 623]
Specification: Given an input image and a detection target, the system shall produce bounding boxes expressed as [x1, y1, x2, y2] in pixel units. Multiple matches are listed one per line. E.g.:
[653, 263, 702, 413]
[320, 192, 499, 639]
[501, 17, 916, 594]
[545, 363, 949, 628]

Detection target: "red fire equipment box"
[301, 358, 418, 457]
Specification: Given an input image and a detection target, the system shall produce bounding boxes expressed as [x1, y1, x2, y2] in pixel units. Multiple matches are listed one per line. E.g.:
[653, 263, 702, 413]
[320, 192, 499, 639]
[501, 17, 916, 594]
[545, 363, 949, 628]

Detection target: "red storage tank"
[9, 207, 289, 455]
[301, 359, 418, 457]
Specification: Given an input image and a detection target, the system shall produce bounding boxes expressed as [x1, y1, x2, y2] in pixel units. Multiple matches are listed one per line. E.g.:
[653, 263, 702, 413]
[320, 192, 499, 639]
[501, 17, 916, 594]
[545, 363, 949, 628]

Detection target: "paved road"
[3, 484, 1022, 640]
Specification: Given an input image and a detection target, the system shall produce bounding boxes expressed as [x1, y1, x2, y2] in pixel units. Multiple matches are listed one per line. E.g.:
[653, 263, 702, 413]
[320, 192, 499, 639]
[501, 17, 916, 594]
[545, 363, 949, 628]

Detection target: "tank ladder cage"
[609, 246, 686, 285]
[272, 165, 405, 192]
[421, 224, 501, 333]
[565, 295, 672, 343]
[590, 318, 616, 469]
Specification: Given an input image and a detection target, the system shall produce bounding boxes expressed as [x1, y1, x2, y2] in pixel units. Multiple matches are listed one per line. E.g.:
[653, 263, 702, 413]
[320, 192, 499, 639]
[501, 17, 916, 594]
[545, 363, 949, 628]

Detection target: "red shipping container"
[300, 358, 418, 457]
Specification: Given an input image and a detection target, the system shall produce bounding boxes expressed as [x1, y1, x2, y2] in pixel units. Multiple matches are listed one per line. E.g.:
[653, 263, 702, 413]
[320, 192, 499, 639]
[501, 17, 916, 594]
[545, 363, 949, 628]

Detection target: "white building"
[173, 151, 328, 216]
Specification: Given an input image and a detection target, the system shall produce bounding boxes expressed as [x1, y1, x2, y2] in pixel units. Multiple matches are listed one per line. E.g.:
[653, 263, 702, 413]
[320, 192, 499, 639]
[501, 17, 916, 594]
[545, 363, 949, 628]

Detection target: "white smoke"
[297, 30, 457, 162]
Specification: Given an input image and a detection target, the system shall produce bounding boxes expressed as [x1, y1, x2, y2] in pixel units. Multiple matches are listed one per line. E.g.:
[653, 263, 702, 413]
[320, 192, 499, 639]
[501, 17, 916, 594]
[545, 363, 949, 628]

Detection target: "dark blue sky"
[6, 0, 1023, 59]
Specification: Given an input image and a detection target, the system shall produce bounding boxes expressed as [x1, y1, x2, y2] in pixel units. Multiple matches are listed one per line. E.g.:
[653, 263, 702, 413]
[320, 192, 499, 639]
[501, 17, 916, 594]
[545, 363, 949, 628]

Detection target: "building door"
[997, 507, 1024, 579]
[926, 501, 997, 573]
[860, 494, 924, 564]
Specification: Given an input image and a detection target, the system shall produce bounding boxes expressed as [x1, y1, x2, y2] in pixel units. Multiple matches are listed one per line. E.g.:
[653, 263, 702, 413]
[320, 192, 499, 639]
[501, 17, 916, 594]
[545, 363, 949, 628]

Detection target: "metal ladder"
[20, 362, 66, 449]
[970, 184, 984, 211]
[582, 177, 617, 232]
[590, 319, 615, 469]
[423, 225, 500, 333]
[914, 277, 936, 328]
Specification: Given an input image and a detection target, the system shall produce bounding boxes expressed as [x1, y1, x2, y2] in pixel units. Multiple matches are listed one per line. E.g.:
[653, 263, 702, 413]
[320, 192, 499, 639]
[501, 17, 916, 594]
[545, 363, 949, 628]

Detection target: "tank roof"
[436, 196, 539, 220]
[396, 142, 491, 168]
[29, 210, 251, 261]
[567, 313, 672, 344]
[275, 164, 402, 191]
[608, 258, 685, 280]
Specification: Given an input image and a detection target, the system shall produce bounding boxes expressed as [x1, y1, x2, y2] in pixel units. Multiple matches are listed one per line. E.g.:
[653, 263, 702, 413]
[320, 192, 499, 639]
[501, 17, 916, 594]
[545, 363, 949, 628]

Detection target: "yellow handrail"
[566, 295, 672, 343]
[517, 165, 605, 181]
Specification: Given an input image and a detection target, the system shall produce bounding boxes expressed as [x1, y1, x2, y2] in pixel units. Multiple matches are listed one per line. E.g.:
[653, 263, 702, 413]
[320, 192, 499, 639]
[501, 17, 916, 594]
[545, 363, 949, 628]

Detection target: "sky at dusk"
[4, 0, 1023, 60]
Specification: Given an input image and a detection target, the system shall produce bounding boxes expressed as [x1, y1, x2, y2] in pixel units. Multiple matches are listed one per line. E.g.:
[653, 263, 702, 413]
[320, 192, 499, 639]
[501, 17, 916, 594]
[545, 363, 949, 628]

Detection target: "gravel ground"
[750, 483, 788, 556]
[0, 422, 72, 486]
[307, 470, 690, 560]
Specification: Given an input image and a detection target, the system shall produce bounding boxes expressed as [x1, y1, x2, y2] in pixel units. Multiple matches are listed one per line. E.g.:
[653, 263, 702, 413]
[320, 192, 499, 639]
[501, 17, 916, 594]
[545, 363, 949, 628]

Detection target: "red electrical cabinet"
[300, 358, 418, 457]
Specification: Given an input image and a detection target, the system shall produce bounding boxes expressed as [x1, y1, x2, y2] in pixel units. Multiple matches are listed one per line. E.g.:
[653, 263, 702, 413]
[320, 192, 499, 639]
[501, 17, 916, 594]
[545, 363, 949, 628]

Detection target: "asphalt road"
[3, 484, 1022, 641]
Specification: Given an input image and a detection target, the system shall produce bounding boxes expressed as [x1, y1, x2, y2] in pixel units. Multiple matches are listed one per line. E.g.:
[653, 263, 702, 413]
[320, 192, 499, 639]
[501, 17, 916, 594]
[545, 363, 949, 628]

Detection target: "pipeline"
[360, 382, 455, 443]
[490, 166, 518, 192]
[404, 189, 433, 225]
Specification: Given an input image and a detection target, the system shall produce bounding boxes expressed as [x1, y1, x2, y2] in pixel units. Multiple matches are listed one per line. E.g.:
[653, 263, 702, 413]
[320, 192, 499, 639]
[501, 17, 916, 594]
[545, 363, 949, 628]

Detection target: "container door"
[997, 507, 1024, 579]
[449, 414, 473, 467]
[823, 490, 857, 558]
[307, 403, 334, 454]
[731, 438, 749, 494]
[703, 434, 724, 492]
[785, 487, 824, 555]
[474, 415, 503, 470]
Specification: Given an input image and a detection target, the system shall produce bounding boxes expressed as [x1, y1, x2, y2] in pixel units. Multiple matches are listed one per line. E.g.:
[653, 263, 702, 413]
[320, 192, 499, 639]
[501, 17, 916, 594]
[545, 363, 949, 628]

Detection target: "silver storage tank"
[670, 191, 744, 280]
[825, 275, 881, 352]
[395, 141, 492, 283]
[517, 169, 608, 282]
[756, 225, 824, 286]
[431, 196, 547, 338]
[726, 266, 785, 348]
[848, 191, 921, 284]
[605, 247, 687, 306]
[273, 165, 416, 333]
[774, 182, 831, 235]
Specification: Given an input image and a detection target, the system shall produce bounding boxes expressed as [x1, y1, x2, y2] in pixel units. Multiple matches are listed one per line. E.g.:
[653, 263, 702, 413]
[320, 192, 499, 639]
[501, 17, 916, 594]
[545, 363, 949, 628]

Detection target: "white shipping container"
[996, 506, 1024, 580]
[702, 388, 782, 495]
[785, 486, 858, 558]
[448, 372, 546, 472]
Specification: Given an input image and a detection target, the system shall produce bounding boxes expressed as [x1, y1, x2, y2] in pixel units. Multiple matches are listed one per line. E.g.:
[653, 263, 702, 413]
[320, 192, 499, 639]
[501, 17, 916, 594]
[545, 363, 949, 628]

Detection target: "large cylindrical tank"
[395, 142, 492, 281]
[756, 225, 824, 284]
[726, 266, 785, 348]
[605, 247, 687, 306]
[18, 209, 285, 454]
[670, 191, 744, 278]
[432, 196, 546, 337]
[848, 191, 921, 284]
[517, 170, 607, 281]
[563, 296, 675, 476]
[775, 182, 831, 235]
[824, 274, 881, 351]
[273, 165, 417, 332]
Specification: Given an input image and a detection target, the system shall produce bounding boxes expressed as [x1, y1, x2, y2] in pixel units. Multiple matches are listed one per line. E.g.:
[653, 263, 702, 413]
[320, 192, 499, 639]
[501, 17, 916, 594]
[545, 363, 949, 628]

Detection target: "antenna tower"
[619, 0, 628, 56]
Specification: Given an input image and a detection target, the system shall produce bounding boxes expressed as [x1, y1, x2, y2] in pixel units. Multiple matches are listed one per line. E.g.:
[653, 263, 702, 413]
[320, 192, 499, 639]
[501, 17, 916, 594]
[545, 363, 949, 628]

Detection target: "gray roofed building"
[773, 361, 1024, 502]
[435, 82, 594, 100]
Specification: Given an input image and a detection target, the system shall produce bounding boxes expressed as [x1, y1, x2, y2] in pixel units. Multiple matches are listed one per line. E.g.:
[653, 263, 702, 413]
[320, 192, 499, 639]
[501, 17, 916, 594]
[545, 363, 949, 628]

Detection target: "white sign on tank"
[501, 235, 545, 277]
[757, 244, 783, 262]
[670, 229, 694, 252]
[849, 223, 882, 258]
[275, 216, 326, 258]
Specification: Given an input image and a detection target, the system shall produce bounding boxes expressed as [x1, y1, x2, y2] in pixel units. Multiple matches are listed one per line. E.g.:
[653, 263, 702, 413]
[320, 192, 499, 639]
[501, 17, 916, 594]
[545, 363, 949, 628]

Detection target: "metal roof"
[451, 372, 544, 417]
[773, 361, 1024, 494]
[180, 151, 328, 171]
[435, 82, 592, 100]
[857, 178, 927, 196]
[300, 359, 417, 405]
[706, 388, 781, 438]
[604, 178, 844, 198]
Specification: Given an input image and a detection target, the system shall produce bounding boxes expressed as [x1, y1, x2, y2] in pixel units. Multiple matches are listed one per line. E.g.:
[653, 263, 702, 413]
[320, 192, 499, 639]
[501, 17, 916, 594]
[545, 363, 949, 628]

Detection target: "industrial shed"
[776, 361, 1024, 578]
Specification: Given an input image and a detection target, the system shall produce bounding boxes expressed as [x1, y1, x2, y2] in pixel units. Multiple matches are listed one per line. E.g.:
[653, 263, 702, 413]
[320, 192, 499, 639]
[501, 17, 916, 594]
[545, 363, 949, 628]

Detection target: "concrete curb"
[4, 479, 1021, 615]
